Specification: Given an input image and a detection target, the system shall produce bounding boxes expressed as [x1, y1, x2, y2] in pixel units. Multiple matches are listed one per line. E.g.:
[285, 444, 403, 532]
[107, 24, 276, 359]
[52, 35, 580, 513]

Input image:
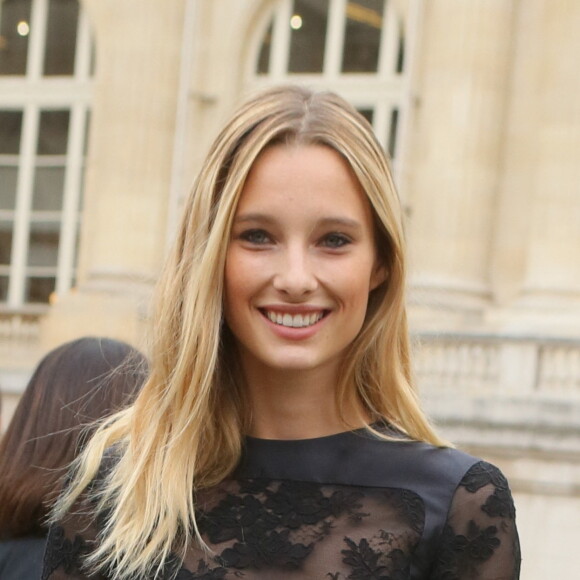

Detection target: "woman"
[0, 337, 147, 580]
[44, 86, 521, 579]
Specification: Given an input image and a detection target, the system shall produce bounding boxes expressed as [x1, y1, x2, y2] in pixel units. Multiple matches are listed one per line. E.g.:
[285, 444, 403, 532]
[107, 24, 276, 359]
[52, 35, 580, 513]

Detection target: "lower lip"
[261, 312, 328, 341]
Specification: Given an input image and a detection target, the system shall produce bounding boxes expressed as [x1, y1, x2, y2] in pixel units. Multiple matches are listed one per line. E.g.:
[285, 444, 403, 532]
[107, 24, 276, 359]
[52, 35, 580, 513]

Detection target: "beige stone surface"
[491, 0, 580, 312]
[0, 392, 19, 436]
[408, 0, 517, 312]
[2, 1, 579, 575]
[514, 492, 580, 578]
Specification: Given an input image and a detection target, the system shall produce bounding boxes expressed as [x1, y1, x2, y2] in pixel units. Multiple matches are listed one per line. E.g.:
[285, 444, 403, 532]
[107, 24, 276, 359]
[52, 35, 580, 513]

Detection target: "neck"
[242, 360, 370, 440]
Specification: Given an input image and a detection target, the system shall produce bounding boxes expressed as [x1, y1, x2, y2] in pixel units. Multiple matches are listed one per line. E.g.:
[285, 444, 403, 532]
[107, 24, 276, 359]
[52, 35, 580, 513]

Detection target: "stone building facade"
[1, 1, 579, 576]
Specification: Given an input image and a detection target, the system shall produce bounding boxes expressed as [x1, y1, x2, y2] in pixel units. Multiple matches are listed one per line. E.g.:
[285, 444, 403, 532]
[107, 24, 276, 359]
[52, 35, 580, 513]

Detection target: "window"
[0, 0, 92, 310]
[250, 0, 407, 163]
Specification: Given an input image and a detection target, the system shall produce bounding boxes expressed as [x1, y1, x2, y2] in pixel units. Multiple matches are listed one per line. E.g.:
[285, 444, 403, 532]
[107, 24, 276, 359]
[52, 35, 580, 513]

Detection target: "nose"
[272, 245, 318, 297]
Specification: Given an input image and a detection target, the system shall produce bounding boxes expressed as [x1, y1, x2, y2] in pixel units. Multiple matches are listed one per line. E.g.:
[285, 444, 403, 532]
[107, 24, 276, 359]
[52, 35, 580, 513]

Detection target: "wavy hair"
[54, 85, 446, 579]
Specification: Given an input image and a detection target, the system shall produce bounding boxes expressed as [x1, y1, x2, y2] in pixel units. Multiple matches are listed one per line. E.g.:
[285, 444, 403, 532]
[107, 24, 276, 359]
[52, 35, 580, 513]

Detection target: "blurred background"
[0, 0, 579, 576]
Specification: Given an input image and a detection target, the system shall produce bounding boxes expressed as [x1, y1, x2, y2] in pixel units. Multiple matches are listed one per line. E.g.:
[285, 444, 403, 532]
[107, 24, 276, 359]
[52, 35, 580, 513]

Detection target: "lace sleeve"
[430, 460, 521, 580]
[41, 487, 105, 580]
[41, 455, 117, 580]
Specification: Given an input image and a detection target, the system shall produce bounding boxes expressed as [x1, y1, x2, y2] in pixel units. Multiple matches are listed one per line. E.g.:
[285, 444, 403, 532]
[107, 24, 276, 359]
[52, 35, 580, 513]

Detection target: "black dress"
[42, 426, 521, 579]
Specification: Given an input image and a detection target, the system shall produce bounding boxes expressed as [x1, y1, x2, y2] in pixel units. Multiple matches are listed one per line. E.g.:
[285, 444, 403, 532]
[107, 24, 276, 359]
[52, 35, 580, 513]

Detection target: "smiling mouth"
[261, 310, 327, 328]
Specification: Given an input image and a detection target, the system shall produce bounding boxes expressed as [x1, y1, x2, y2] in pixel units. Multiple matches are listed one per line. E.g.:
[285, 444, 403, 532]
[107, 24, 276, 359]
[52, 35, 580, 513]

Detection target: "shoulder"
[0, 535, 46, 554]
[0, 537, 46, 579]
[354, 434, 516, 513]
[333, 434, 508, 531]
[432, 459, 521, 578]
[338, 429, 481, 492]
[361, 438, 520, 574]
[447, 459, 517, 520]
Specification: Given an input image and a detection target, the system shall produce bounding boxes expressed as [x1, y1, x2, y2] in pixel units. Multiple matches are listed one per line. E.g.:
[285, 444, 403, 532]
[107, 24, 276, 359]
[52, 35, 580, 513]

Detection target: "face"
[224, 144, 385, 378]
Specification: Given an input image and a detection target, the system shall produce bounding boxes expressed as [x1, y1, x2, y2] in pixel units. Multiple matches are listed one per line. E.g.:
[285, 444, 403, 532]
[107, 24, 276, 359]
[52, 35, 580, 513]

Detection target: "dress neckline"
[244, 420, 399, 447]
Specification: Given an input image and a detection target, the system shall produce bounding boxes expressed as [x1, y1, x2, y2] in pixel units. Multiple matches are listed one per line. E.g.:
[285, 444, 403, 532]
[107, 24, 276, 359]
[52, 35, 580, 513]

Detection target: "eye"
[321, 233, 352, 249]
[239, 229, 272, 245]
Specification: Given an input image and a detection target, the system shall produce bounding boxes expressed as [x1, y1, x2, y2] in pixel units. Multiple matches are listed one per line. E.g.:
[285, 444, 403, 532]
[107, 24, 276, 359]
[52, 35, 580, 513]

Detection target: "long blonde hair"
[54, 85, 446, 579]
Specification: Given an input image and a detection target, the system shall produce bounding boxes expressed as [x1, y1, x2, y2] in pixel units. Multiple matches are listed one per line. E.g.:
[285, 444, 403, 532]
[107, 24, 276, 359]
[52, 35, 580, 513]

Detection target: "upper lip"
[259, 304, 330, 314]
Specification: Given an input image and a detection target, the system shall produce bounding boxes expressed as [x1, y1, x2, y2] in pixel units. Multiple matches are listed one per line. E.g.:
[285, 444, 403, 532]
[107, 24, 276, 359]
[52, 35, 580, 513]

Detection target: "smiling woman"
[43, 86, 521, 580]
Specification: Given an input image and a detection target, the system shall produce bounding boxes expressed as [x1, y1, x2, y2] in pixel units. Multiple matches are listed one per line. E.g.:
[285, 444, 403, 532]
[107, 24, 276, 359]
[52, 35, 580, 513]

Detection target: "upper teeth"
[265, 311, 324, 328]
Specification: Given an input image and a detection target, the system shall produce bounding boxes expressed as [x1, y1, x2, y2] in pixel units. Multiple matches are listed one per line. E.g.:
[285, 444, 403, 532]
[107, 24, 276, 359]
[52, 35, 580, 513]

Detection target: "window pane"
[78, 164, 86, 211]
[0, 0, 32, 75]
[28, 223, 60, 267]
[357, 108, 374, 125]
[342, 0, 384, 73]
[387, 107, 399, 158]
[73, 230, 80, 267]
[37, 110, 70, 155]
[0, 110, 23, 154]
[0, 221, 13, 264]
[256, 20, 273, 75]
[43, 0, 80, 75]
[89, 37, 96, 76]
[0, 276, 8, 301]
[288, 0, 328, 73]
[32, 166, 65, 210]
[26, 276, 56, 303]
[0, 166, 19, 210]
[396, 30, 405, 73]
[83, 110, 91, 154]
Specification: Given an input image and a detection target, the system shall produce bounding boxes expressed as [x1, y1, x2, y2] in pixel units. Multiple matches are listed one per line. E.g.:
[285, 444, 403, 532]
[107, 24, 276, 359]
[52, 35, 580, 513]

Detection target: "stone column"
[491, 0, 580, 331]
[41, 0, 186, 347]
[407, 0, 517, 326]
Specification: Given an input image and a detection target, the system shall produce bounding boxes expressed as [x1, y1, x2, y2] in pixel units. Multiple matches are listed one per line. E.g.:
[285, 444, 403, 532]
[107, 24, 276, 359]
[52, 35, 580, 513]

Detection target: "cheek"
[224, 251, 261, 316]
[349, 258, 379, 294]
[223, 261, 236, 296]
[342, 264, 378, 318]
[224, 249, 247, 294]
[223, 256, 243, 317]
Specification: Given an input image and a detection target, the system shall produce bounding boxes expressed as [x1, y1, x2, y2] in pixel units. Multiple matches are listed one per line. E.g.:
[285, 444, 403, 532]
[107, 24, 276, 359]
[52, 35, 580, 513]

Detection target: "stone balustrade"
[0, 312, 42, 343]
[414, 332, 580, 396]
[414, 332, 580, 456]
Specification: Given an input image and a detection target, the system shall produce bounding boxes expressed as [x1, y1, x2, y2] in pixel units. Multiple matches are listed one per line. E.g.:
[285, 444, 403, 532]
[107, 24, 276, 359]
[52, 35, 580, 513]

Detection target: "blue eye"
[322, 233, 351, 248]
[240, 229, 271, 244]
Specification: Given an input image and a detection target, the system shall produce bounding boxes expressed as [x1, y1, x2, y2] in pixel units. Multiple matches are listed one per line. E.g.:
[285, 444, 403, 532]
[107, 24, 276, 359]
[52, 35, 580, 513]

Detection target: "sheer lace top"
[42, 426, 521, 579]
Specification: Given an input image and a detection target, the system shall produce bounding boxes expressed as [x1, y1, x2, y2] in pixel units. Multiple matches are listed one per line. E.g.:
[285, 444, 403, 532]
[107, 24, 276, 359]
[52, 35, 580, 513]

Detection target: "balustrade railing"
[0, 312, 42, 342]
[414, 333, 580, 397]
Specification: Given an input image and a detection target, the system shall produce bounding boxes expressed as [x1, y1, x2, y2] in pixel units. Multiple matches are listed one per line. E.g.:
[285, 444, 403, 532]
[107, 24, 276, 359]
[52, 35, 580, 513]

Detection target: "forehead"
[235, 144, 372, 220]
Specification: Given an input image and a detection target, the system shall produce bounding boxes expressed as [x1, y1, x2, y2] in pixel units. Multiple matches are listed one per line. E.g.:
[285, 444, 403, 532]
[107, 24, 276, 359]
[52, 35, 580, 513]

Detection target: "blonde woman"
[43, 86, 520, 580]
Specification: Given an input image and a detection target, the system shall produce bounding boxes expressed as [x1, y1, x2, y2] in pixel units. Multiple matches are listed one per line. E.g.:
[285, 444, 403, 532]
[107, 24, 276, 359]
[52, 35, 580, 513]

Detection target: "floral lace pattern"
[43, 457, 520, 579]
[430, 462, 521, 580]
[42, 526, 91, 579]
[185, 479, 425, 578]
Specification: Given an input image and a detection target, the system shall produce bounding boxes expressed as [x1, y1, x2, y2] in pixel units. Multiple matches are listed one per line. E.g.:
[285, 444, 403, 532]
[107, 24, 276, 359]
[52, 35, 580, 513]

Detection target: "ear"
[370, 262, 388, 291]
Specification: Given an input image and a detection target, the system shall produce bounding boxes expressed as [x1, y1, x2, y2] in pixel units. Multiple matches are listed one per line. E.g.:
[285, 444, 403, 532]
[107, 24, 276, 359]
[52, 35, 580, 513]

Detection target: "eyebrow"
[234, 213, 363, 231]
[233, 213, 277, 225]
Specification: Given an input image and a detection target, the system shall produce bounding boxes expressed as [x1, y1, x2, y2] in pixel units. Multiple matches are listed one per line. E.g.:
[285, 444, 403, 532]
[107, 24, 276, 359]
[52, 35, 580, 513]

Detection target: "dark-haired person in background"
[0, 336, 148, 580]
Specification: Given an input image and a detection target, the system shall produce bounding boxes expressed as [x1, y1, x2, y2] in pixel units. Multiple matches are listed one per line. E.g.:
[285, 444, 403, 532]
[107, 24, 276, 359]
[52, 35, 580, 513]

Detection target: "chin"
[251, 349, 324, 373]
[267, 358, 320, 372]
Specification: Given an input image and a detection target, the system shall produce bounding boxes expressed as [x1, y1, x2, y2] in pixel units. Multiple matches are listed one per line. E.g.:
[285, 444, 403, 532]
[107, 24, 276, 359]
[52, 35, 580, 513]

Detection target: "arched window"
[249, 0, 408, 165]
[0, 0, 92, 311]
